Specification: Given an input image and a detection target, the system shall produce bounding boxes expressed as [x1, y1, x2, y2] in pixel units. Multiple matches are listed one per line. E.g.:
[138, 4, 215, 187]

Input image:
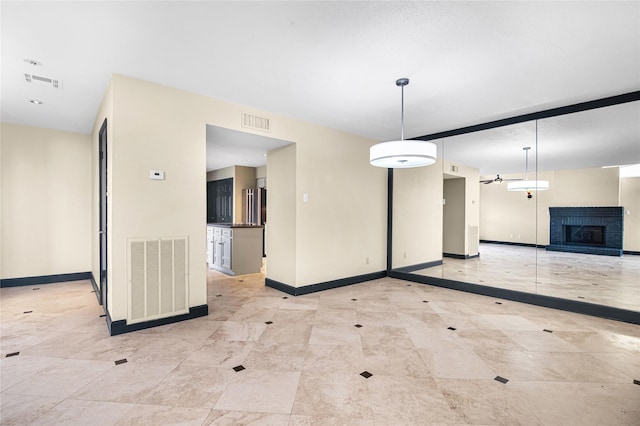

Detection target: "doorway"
[443, 176, 466, 257]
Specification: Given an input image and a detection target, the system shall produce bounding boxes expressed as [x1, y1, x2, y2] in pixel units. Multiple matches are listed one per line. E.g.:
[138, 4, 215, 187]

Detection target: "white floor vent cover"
[127, 237, 189, 324]
[468, 226, 479, 256]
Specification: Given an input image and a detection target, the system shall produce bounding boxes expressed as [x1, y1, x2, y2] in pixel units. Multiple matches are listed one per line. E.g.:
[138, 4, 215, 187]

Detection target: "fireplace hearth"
[547, 207, 623, 256]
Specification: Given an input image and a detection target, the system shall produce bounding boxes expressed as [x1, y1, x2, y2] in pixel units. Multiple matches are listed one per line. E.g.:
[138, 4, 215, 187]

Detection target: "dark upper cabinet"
[207, 177, 233, 223]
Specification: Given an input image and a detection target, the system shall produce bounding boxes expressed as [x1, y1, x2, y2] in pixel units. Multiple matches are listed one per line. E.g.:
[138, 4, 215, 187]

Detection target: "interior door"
[99, 119, 108, 311]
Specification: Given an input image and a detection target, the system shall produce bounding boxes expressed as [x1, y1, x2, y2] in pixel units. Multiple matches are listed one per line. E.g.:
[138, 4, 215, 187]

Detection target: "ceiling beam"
[414, 91, 640, 141]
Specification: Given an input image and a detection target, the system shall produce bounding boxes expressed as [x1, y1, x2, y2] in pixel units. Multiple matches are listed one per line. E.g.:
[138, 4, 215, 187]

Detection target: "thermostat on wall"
[150, 170, 165, 180]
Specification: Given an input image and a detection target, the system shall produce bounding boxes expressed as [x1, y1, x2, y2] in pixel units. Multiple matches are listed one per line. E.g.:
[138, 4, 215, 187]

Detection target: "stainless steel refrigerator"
[244, 188, 267, 256]
[243, 188, 266, 225]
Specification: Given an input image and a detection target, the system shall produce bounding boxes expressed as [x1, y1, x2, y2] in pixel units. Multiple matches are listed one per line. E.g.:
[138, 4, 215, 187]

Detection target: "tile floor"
[1, 269, 639, 425]
[416, 243, 640, 312]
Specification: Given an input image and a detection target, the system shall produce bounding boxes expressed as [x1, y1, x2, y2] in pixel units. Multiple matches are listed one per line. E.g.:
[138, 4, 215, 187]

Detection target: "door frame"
[98, 118, 108, 311]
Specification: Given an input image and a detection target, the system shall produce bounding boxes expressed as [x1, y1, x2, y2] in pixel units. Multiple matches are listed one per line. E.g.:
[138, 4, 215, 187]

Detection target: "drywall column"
[392, 160, 444, 269]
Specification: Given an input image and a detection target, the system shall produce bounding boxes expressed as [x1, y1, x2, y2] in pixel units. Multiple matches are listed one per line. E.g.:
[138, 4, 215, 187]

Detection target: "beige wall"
[91, 74, 386, 323]
[294, 126, 387, 285]
[266, 144, 296, 284]
[1, 123, 92, 279]
[92, 75, 209, 321]
[479, 166, 637, 248]
[392, 160, 444, 268]
[620, 177, 640, 252]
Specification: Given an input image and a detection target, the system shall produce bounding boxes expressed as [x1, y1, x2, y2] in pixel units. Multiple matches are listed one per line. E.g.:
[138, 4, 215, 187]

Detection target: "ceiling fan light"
[370, 140, 437, 168]
[507, 180, 549, 191]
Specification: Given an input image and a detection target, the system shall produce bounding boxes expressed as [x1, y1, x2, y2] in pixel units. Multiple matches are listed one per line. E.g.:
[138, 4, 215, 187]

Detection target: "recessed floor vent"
[24, 73, 62, 89]
[242, 112, 270, 131]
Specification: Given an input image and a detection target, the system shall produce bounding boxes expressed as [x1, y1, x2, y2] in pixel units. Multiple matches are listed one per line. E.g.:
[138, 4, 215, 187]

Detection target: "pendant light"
[370, 78, 437, 168]
[507, 121, 550, 192]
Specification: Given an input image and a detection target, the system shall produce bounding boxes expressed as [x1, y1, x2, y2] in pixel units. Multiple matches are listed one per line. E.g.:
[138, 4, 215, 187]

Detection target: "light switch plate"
[150, 170, 165, 180]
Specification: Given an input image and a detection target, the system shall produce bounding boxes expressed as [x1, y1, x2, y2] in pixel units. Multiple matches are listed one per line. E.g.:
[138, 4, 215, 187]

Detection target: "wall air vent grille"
[242, 112, 270, 131]
[468, 226, 479, 256]
[24, 73, 62, 89]
[127, 236, 189, 324]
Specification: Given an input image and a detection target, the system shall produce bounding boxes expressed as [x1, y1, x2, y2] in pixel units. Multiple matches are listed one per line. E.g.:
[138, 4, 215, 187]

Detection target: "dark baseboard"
[265, 270, 387, 296]
[107, 304, 209, 336]
[389, 270, 640, 325]
[393, 260, 443, 273]
[443, 253, 480, 260]
[623, 250, 640, 255]
[480, 240, 546, 249]
[0, 272, 93, 288]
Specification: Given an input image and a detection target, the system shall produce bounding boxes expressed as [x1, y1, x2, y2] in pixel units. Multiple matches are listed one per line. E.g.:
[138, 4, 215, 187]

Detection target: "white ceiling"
[443, 100, 640, 176]
[2, 1, 639, 173]
[206, 125, 291, 172]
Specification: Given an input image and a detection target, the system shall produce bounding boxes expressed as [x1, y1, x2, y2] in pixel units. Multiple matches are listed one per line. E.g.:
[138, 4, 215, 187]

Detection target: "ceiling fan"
[480, 174, 522, 185]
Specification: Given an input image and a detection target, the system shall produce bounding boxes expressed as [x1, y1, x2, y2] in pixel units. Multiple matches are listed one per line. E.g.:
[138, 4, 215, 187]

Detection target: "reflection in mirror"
[395, 100, 640, 314]
[416, 121, 539, 293]
[533, 102, 640, 311]
[391, 139, 444, 274]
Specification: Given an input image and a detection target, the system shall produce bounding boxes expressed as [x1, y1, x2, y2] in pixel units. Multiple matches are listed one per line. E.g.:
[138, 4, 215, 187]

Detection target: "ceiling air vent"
[242, 112, 270, 132]
[24, 73, 62, 89]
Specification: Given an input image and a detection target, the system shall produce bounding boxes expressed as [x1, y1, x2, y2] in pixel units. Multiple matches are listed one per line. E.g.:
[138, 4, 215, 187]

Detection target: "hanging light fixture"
[507, 121, 550, 193]
[370, 78, 437, 168]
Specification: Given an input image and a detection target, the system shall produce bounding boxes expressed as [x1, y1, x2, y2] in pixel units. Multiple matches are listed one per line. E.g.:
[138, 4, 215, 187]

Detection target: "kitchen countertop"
[207, 223, 264, 229]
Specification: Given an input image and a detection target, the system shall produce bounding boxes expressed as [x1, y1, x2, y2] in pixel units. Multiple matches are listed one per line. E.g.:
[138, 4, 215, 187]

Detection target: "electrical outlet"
[366, 257, 369, 264]
[403, 252, 407, 259]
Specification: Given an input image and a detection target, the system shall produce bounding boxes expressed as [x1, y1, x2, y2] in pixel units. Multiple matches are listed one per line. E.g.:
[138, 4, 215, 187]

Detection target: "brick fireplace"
[547, 207, 624, 256]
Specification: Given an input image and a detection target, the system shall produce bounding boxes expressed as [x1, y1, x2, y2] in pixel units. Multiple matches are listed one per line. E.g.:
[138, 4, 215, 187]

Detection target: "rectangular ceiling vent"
[242, 112, 270, 132]
[24, 73, 62, 89]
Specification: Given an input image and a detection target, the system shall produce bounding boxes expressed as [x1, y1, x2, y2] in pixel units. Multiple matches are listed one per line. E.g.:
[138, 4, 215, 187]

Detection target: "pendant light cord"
[400, 83, 405, 141]
[396, 78, 409, 141]
[524, 120, 538, 179]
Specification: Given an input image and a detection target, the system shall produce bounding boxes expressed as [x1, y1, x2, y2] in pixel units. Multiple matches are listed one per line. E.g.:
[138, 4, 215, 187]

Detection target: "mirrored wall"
[392, 97, 640, 317]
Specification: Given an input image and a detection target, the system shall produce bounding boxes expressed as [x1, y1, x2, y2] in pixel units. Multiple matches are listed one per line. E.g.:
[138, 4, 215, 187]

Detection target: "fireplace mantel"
[547, 207, 624, 256]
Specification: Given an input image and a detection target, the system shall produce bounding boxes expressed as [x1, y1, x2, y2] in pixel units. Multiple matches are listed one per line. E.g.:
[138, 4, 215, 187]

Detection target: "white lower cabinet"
[207, 225, 262, 276]
[206, 226, 214, 266]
